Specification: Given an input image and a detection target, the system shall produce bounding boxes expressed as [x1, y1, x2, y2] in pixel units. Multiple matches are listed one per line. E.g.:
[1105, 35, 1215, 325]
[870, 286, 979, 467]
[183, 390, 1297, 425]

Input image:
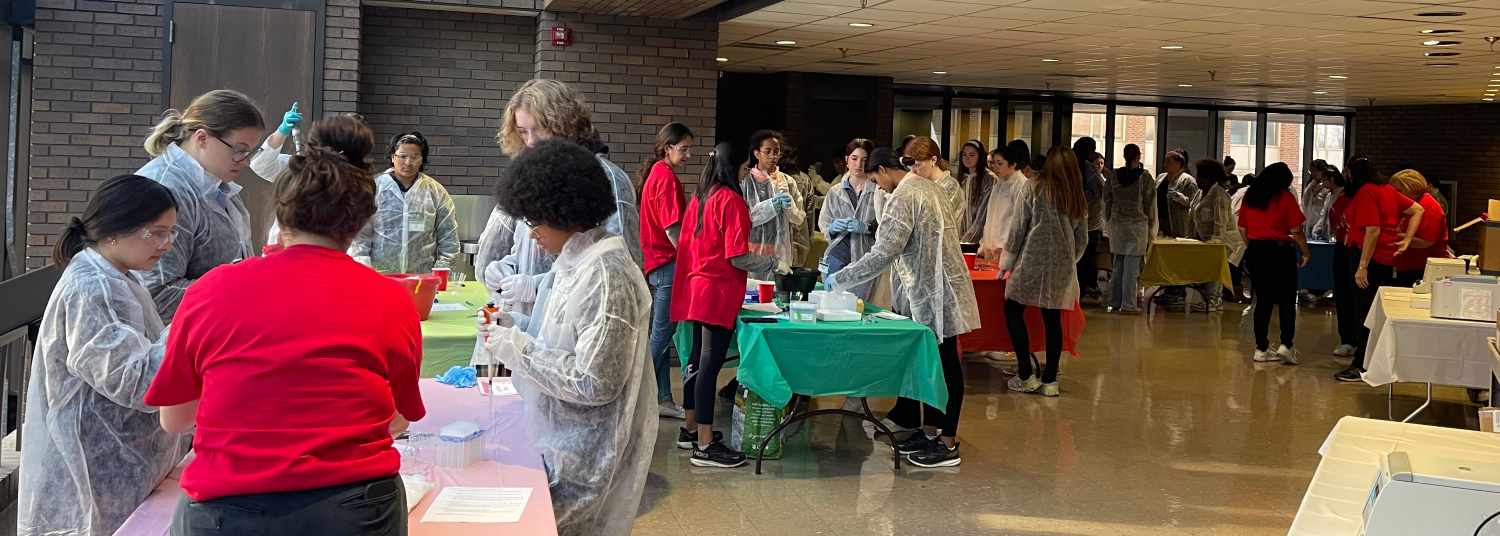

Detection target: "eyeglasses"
[669, 144, 692, 155]
[758, 148, 782, 157]
[394, 153, 424, 164]
[134, 227, 178, 248]
[213, 135, 261, 163]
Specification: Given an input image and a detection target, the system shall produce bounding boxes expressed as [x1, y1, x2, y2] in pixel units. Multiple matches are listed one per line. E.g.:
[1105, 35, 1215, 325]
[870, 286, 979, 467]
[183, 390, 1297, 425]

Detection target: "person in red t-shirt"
[1321, 166, 1361, 359]
[1390, 169, 1449, 287]
[635, 123, 694, 420]
[1337, 157, 1424, 382]
[670, 142, 784, 469]
[145, 117, 426, 536]
[1237, 163, 1312, 365]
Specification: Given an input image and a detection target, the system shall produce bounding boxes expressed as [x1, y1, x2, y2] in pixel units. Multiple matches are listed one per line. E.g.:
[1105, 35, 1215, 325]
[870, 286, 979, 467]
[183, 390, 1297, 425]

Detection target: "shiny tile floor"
[633, 300, 1487, 536]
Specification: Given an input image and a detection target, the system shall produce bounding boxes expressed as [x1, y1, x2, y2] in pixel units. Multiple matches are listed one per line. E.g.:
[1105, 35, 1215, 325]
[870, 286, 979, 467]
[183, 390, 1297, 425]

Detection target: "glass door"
[950, 98, 1002, 161]
[1164, 108, 1210, 172]
[1007, 101, 1054, 164]
[894, 95, 943, 150]
[1113, 106, 1158, 173]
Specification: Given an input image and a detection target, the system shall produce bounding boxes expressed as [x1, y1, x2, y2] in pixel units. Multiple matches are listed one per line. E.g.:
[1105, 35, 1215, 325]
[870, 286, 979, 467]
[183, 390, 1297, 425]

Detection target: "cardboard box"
[1481, 200, 1500, 275]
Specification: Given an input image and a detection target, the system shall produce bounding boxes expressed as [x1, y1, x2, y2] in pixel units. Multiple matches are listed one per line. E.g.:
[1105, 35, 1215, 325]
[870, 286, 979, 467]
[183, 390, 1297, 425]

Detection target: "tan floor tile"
[750, 516, 838, 536]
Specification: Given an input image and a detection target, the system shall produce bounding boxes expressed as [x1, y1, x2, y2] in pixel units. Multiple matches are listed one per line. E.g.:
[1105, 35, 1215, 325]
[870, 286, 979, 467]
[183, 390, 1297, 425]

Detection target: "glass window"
[1070, 103, 1108, 164]
[1165, 108, 1210, 173]
[1314, 116, 1347, 171]
[1007, 102, 1053, 166]
[950, 98, 1002, 162]
[1220, 110, 1258, 172]
[1113, 106, 1157, 172]
[894, 95, 944, 150]
[1266, 113, 1306, 190]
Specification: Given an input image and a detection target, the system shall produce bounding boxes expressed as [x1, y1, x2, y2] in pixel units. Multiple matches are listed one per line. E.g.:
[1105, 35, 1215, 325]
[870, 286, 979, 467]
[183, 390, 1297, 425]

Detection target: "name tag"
[408, 220, 426, 233]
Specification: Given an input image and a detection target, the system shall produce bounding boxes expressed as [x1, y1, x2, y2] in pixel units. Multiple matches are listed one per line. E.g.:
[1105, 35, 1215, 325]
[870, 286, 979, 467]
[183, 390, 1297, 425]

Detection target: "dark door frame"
[161, 0, 326, 117]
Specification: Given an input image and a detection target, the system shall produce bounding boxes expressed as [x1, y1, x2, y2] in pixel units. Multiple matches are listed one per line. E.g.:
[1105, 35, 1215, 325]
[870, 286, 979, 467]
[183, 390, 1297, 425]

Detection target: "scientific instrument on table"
[1359, 451, 1500, 536]
[1429, 275, 1500, 322]
[1413, 257, 1471, 295]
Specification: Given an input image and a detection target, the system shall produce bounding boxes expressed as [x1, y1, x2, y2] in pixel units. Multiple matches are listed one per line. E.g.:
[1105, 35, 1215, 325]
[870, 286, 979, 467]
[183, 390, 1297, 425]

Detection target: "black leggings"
[1350, 251, 1396, 370]
[681, 321, 733, 426]
[883, 336, 964, 437]
[1331, 244, 1360, 346]
[1244, 240, 1298, 351]
[1003, 299, 1063, 383]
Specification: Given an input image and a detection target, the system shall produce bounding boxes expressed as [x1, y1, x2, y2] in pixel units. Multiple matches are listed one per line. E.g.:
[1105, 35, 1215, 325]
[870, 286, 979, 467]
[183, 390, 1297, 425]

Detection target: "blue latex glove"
[772, 191, 792, 212]
[824, 273, 840, 293]
[827, 219, 848, 234]
[847, 219, 870, 234]
[277, 102, 302, 136]
[435, 365, 478, 388]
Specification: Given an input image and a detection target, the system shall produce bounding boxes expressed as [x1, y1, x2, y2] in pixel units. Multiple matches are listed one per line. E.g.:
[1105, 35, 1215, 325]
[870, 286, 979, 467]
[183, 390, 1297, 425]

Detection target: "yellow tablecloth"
[420, 280, 492, 376]
[1140, 238, 1233, 289]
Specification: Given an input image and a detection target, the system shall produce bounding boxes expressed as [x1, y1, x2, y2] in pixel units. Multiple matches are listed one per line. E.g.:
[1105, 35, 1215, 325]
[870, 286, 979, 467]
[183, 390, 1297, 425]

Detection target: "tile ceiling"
[717, 0, 1500, 106]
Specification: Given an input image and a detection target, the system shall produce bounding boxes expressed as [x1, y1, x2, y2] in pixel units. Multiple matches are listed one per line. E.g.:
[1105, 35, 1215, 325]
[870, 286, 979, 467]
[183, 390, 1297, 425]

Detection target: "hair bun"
[67, 217, 87, 233]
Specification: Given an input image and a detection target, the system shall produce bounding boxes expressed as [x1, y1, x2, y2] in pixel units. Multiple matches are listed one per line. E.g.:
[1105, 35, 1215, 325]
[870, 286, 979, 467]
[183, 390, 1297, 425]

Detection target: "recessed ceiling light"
[1426, 62, 1459, 66]
[1490, 83, 1500, 86]
[1486, 98, 1495, 101]
[1042, 58, 1059, 62]
[716, 57, 728, 62]
[1423, 40, 1461, 46]
[1421, 29, 1462, 34]
[932, 71, 947, 74]
[1160, 45, 1184, 50]
[1313, 91, 1328, 94]
[1328, 75, 1348, 79]
[1415, 11, 1465, 17]
[1426, 52, 1461, 56]
[775, 40, 796, 45]
[1178, 84, 1193, 87]
[849, 22, 874, 27]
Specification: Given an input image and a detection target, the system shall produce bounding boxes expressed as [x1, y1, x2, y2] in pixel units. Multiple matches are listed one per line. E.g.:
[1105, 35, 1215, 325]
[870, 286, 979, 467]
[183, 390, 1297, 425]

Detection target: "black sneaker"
[676, 427, 724, 449]
[690, 440, 747, 468]
[896, 433, 940, 455]
[1334, 366, 1365, 383]
[907, 441, 961, 468]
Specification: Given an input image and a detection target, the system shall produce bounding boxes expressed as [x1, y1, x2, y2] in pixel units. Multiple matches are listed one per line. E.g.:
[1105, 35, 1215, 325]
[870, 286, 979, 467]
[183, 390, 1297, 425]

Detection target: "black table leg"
[753, 396, 903, 474]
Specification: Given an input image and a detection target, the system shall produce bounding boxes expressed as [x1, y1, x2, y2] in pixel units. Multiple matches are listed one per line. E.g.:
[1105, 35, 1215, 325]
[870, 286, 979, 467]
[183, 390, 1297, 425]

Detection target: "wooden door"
[168, 3, 316, 250]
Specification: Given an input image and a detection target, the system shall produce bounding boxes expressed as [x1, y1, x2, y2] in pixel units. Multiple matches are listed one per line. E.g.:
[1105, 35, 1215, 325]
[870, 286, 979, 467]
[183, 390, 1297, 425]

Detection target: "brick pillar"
[534, 11, 717, 178]
[324, 0, 362, 114]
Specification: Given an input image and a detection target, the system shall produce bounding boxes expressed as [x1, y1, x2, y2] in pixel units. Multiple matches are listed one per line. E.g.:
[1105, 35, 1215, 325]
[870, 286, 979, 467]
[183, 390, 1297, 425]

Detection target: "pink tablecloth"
[114, 379, 558, 536]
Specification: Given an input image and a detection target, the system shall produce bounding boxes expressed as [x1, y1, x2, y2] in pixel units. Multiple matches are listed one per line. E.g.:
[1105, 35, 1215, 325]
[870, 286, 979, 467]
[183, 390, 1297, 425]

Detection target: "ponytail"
[52, 175, 177, 267]
[144, 90, 265, 157]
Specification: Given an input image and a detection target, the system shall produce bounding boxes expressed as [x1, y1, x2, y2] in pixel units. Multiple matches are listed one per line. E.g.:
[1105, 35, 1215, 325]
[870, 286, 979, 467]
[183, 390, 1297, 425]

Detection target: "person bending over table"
[1337, 156, 1423, 383]
[999, 146, 1088, 398]
[348, 131, 460, 275]
[1238, 163, 1311, 365]
[19, 175, 185, 536]
[820, 137, 885, 303]
[670, 141, 787, 469]
[1187, 158, 1234, 313]
[1389, 169, 1448, 288]
[477, 140, 657, 536]
[146, 117, 426, 536]
[825, 147, 980, 468]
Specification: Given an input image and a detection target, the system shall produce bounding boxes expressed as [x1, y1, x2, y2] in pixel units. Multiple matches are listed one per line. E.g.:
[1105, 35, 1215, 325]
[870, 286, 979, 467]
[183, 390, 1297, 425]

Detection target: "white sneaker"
[1333, 344, 1355, 357]
[1277, 345, 1301, 365]
[1253, 349, 1281, 362]
[1008, 375, 1042, 393]
[658, 403, 685, 420]
[986, 351, 1016, 362]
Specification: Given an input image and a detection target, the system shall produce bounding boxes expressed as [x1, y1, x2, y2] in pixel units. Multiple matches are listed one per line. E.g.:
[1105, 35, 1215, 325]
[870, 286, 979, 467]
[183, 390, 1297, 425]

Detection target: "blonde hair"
[902, 136, 951, 172]
[144, 89, 265, 156]
[1389, 169, 1429, 199]
[497, 79, 600, 157]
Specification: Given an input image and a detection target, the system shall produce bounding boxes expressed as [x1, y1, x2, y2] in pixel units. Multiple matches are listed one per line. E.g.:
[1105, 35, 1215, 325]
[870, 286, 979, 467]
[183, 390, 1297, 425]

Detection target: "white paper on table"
[420, 487, 532, 523]
[430, 303, 468, 312]
[874, 311, 908, 320]
[742, 303, 781, 313]
[490, 381, 518, 396]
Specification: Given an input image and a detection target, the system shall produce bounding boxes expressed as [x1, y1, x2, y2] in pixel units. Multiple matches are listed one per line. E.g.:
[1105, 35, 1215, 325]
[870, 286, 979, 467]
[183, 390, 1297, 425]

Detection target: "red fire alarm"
[552, 27, 571, 46]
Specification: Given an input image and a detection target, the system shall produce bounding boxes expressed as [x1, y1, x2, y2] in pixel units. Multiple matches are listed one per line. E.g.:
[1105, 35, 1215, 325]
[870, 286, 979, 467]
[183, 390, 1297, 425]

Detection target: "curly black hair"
[494, 139, 615, 231]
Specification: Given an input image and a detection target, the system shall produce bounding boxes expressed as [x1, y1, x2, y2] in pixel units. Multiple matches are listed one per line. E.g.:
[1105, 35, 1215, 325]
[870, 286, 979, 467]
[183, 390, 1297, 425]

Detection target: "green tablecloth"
[673, 307, 947, 409]
[1140, 238, 1234, 289]
[420, 280, 493, 376]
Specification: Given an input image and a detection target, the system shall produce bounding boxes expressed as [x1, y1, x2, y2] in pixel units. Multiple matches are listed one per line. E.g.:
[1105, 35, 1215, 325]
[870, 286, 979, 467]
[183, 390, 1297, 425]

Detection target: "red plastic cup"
[758, 282, 775, 303]
[432, 267, 450, 291]
[963, 253, 977, 270]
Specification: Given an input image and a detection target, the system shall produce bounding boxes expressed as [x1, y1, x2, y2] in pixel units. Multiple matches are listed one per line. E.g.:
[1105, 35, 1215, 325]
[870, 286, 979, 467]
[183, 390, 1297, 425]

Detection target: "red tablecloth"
[959, 269, 1086, 355]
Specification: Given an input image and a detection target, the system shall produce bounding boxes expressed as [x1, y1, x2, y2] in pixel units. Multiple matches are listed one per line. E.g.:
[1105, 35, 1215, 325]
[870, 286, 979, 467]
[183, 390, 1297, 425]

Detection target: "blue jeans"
[1109, 254, 1143, 312]
[647, 262, 676, 403]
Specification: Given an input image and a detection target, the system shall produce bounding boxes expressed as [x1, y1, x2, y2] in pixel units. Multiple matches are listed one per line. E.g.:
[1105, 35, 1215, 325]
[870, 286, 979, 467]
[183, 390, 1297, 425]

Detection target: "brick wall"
[27, 0, 164, 270]
[325, 0, 363, 114]
[874, 76, 892, 148]
[359, 7, 533, 195]
[533, 11, 718, 180]
[1354, 103, 1500, 254]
